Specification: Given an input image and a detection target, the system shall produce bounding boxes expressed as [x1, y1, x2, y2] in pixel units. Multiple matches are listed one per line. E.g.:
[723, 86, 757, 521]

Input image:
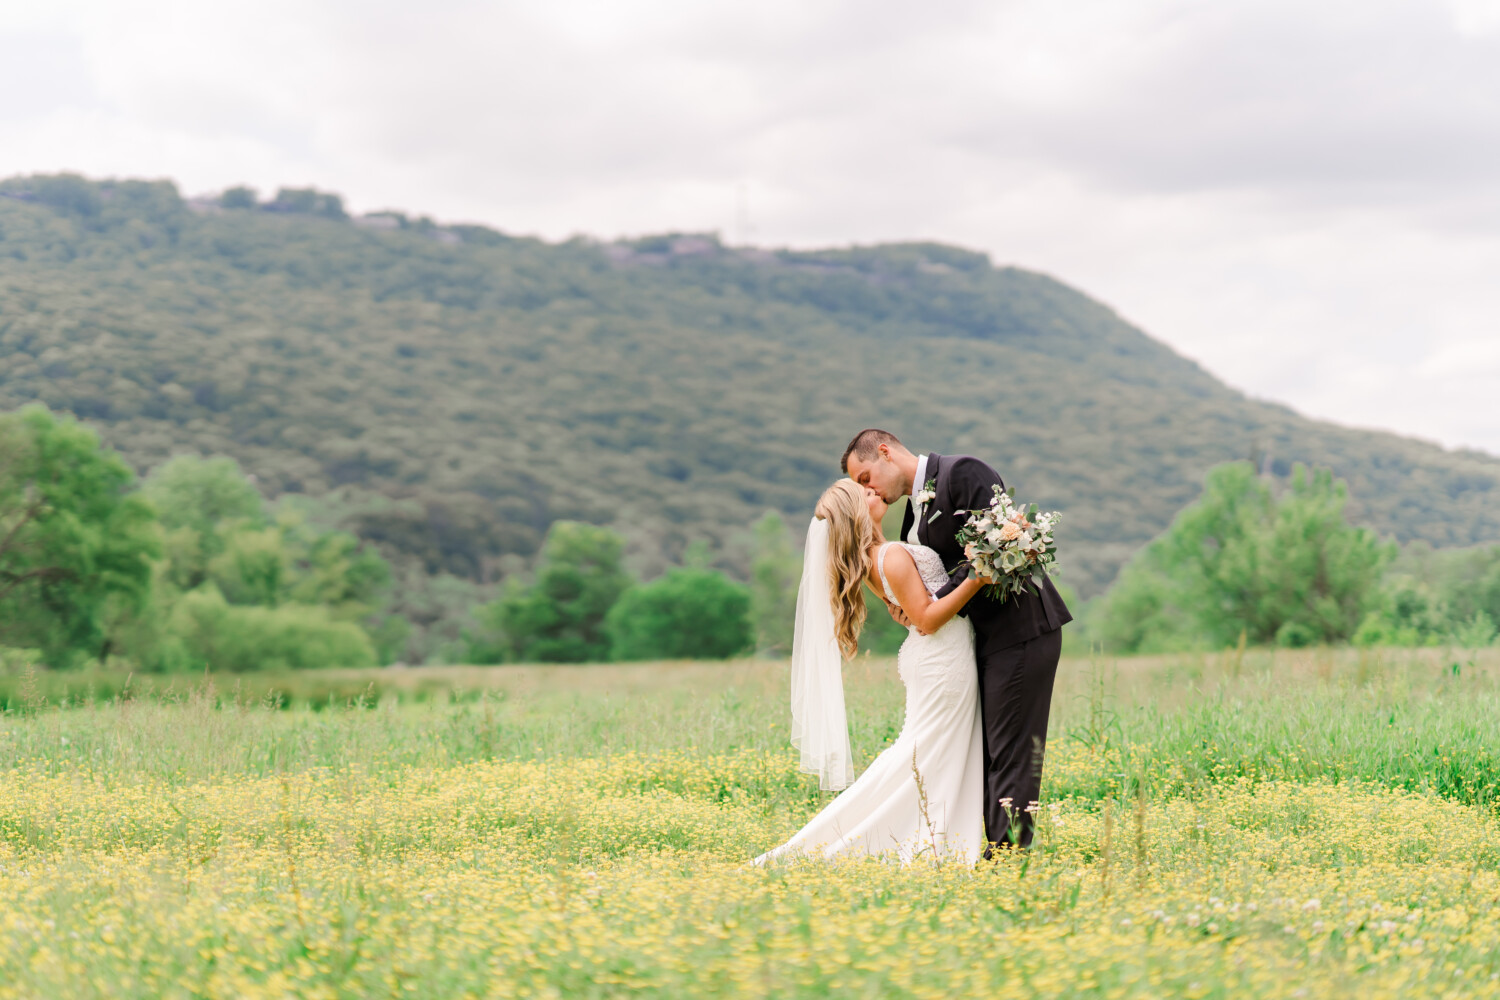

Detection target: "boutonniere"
[914, 479, 942, 522]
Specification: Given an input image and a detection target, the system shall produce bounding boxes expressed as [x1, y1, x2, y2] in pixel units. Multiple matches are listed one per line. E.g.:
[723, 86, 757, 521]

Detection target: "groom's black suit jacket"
[900, 453, 1072, 657]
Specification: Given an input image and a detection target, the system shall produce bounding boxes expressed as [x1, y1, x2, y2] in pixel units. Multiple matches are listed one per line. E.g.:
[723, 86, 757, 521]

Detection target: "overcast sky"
[4, 0, 1499, 456]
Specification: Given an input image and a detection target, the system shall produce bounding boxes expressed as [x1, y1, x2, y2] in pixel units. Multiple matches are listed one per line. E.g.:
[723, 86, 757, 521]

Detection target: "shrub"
[170, 587, 376, 671]
[749, 513, 799, 656]
[606, 569, 752, 661]
[467, 522, 631, 664]
[1352, 575, 1485, 648]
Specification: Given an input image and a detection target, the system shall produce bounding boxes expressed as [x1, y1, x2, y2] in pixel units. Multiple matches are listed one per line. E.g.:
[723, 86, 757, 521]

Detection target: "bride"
[756, 478, 988, 866]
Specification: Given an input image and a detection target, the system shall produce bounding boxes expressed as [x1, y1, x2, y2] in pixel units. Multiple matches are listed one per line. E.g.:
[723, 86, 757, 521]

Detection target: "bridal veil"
[789, 517, 854, 791]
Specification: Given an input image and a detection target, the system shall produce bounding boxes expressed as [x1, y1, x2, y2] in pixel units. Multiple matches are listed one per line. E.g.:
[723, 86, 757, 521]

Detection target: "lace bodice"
[877, 543, 951, 604]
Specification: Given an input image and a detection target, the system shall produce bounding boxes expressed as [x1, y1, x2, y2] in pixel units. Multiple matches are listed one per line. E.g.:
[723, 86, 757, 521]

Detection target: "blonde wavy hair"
[815, 478, 883, 659]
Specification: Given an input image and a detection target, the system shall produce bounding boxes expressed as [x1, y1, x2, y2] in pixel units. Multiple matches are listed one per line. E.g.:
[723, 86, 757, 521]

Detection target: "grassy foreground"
[2, 647, 1500, 998]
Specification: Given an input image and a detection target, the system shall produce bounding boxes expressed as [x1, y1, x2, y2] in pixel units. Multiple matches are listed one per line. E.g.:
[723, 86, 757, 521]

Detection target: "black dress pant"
[977, 627, 1062, 850]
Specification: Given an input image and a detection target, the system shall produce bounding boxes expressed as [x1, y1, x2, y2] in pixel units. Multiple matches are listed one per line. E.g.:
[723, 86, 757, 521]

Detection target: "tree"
[749, 512, 799, 656]
[220, 186, 258, 209]
[1097, 462, 1389, 651]
[281, 522, 391, 615]
[23, 173, 102, 217]
[1149, 461, 1277, 646]
[209, 525, 287, 607]
[142, 455, 265, 591]
[1258, 466, 1392, 646]
[1352, 576, 1452, 648]
[606, 569, 752, 661]
[0, 406, 160, 665]
[1093, 554, 1199, 654]
[468, 522, 630, 663]
[143, 457, 390, 615]
[267, 187, 347, 220]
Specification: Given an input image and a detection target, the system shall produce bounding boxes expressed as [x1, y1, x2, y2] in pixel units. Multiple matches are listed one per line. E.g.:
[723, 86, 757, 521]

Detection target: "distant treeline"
[0, 405, 812, 671]
[1087, 462, 1500, 652]
[4, 402, 1493, 671]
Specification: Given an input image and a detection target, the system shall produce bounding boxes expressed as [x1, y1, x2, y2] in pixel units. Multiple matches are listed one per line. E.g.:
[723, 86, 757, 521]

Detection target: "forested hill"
[2, 173, 1498, 596]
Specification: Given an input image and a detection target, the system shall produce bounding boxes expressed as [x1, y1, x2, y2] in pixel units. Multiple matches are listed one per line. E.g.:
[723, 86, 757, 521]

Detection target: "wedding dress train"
[756, 542, 985, 865]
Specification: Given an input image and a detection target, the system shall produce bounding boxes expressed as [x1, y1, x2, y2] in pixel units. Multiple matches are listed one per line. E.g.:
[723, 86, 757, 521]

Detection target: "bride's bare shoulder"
[878, 542, 920, 578]
[866, 542, 915, 584]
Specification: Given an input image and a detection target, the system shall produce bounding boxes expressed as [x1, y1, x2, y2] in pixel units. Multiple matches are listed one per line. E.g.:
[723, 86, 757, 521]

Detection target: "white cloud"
[1448, 0, 1500, 35]
[1, 0, 1497, 454]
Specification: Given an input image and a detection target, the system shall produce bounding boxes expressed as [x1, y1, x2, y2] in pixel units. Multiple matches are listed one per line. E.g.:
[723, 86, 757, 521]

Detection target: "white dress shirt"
[908, 454, 930, 544]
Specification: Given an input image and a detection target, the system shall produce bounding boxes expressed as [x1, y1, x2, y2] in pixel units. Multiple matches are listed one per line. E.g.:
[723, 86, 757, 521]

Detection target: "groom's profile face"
[847, 445, 905, 504]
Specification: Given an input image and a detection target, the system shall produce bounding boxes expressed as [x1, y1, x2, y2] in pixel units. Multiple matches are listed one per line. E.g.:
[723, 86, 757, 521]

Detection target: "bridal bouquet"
[956, 486, 1061, 602]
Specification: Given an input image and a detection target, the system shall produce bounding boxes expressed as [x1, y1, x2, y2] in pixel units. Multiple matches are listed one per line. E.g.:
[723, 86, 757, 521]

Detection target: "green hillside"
[2, 173, 1497, 598]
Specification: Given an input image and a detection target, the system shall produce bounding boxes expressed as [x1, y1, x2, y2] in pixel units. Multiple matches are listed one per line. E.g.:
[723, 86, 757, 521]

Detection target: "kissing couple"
[757, 430, 1071, 865]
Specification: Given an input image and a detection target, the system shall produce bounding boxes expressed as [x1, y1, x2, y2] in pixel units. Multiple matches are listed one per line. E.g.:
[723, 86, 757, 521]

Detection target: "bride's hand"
[965, 562, 998, 588]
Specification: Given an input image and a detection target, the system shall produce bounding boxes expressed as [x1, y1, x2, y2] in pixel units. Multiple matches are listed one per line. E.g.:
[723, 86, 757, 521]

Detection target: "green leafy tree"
[1452, 611, 1500, 648]
[208, 525, 289, 607]
[1094, 555, 1199, 654]
[606, 569, 752, 661]
[1098, 462, 1389, 651]
[1403, 542, 1500, 630]
[206, 518, 391, 616]
[0, 405, 160, 665]
[468, 522, 630, 663]
[1258, 466, 1393, 646]
[282, 524, 391, 614]
[749, 512, 799, 656]
[1345, 540, 1500, 648]
[368, 614, 414, 664]
[100, 561, 191, 672]
[144, 456, 389, 614]
[1474, 561, 1500, 624]
[142, 455, 265, 591]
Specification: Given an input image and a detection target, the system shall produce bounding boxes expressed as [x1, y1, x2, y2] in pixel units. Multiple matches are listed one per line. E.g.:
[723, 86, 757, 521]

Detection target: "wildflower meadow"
[3, 647, 1500, 998]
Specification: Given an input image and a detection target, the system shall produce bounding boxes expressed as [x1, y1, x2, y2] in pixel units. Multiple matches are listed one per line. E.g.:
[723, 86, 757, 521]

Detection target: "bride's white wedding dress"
[757, 542, 985, 865]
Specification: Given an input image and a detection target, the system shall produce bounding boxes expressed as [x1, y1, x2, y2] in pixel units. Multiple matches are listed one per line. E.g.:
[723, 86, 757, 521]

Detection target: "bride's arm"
[877, 546, 985, 635]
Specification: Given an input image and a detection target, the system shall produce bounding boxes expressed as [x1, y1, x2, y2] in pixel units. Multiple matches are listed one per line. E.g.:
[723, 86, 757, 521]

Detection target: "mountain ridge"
[1, 172, 1496, 597]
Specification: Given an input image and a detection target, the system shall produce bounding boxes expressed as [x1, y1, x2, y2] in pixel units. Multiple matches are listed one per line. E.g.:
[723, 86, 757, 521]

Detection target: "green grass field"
[3, 646, 1500, 998]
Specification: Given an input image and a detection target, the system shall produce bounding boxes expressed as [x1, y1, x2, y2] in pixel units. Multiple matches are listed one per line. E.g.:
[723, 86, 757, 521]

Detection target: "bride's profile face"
[862, 485, 889, 525]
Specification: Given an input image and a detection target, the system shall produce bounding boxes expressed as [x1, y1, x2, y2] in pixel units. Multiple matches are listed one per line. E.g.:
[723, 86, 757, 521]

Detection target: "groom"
[843, 429, 1071, 851]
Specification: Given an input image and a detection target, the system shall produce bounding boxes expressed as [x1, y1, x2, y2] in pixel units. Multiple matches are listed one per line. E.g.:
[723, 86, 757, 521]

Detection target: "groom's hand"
[884, 600, 913, 630]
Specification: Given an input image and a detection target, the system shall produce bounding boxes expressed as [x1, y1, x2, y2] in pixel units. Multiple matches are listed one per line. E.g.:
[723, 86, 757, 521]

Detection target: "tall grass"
[4, 647, 1500, 997]
[5, 648, 1499, 804]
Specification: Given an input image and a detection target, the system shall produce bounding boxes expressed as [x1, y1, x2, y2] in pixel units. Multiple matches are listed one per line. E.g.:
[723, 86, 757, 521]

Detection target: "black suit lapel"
[899, 493, 914, 544]
[917, 453, 941, 548]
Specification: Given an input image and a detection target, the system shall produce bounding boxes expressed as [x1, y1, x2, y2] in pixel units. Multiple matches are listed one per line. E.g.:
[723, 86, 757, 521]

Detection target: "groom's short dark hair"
[841, 429, 903, 474]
